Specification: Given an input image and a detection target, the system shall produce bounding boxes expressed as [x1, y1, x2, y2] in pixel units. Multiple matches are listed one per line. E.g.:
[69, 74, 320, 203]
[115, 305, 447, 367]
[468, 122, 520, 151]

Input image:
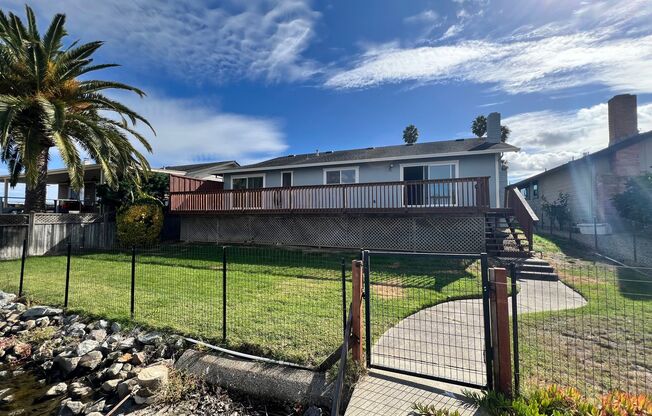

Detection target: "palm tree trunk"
[24, 147, 50, 212]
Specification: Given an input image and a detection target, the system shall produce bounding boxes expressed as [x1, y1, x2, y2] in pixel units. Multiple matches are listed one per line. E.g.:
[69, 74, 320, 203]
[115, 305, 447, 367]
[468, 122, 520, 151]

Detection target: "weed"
[412, 403, 461, 415]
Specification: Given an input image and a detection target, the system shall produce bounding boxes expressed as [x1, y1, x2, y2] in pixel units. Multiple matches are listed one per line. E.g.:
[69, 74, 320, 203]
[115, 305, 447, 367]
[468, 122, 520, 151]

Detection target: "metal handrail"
[331, 303, 354, 416]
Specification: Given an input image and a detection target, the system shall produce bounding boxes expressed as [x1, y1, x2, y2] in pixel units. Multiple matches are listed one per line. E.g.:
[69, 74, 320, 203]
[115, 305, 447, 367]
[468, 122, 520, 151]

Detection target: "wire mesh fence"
[0, 241, 352, 366]
[511, 261, 652, 396]
[365, 251, 490, 388]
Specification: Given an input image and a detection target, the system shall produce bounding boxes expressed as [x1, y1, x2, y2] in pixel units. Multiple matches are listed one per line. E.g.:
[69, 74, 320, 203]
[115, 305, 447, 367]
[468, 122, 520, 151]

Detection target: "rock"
[35, 316, 50, 327]
[101, 379, 120, 393]
[106, 351, 121, 361]
[137, 332, 163, 345]
[64, 400, 85, 415]
[7, 303, 26, 312]
[102, 335, 121, 351]
[84, 400, 105, 414]
[45, 382, 68, 397]
[110, 322, 121, 333]
[41, 360, 54, 371]
[118, 337, 135, 350]
[89, 329, 106, 342]
[0, 291, 16, 306]
[122, 363, 133, 372]
[86, 413, 103, 416]
[136, 364, 169, 397]
[304, 406, 323, 416]
[67, 322, 87, 338]
[76, 340, 100, 356]
[78, 351, 103, 370]
[105, 363, 123, 378]
[13, 342, 31, 357]
[0, 387, 11, 399]
[133, 393, 155, 405]
[68, 382, 93, 399]
[0, 394, 14, 404]
[117, 353, 132, 363]
[21, 306, 63, 319]
[23, 320, 36, 330]
[55, 356, 81, 373]
[0, 371, 8, 378]
[131, 352, 146, 365]
[117, 378, 137, 398]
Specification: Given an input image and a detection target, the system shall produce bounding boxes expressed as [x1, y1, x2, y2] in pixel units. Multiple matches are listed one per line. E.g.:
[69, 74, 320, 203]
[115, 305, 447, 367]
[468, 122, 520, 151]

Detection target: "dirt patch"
[373, 279, 406, 299]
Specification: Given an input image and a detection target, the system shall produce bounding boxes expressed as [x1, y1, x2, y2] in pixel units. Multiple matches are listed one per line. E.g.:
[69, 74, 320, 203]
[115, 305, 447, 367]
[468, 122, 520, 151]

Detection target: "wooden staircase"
[485, 209, 532, 258]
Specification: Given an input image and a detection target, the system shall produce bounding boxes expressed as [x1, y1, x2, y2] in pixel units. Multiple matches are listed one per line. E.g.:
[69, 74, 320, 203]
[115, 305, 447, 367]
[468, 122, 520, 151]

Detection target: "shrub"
[600, 392, 652, 415]
[116, 200, 164, 246]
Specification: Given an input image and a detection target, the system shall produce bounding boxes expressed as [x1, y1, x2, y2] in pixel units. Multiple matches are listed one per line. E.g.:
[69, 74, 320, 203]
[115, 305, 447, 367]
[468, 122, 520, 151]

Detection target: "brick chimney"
[608, 94, 638, 146]
[487, 112, 501, 143]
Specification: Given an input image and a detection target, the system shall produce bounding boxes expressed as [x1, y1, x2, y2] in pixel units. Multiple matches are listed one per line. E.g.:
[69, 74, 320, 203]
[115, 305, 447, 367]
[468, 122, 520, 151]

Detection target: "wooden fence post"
[489, 267, 512, 397]
[351, 259, 363, 363]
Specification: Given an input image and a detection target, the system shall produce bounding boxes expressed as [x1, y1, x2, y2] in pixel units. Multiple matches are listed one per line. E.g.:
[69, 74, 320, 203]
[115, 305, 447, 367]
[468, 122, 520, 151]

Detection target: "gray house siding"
[223, 153, 502, 207]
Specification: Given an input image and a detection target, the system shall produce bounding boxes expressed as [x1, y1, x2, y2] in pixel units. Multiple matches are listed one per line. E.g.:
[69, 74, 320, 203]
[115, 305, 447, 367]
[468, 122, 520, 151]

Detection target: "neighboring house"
[1, 160, 238, 214]
[170, 113, 537, 255]
[513, 94, 652, 231]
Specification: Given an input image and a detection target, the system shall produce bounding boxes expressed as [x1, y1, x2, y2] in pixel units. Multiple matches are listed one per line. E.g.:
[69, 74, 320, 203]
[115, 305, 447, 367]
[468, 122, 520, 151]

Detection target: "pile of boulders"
[0, 291, 183, 415]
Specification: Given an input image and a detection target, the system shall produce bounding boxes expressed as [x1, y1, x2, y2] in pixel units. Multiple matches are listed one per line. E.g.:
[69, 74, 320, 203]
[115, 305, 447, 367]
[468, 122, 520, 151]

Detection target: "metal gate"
[363, 250, 493, 389]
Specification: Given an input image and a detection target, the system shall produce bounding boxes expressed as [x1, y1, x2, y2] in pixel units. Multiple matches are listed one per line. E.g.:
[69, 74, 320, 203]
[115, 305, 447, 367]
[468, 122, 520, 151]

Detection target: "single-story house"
[513, 94, 652, 231]
[170, 113, 538, 255]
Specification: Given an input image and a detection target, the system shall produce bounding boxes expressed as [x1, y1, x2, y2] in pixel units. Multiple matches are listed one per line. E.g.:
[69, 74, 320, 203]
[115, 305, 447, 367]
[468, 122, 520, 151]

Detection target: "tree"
[541, 192, 571, 229]
[0, 6, 154, 212]
[471, 115, 511, 142]
[402, 124, 419, 144]
[501, 125, 510, 142]
[471, 115, 486, 138]
[612, 174, 652, 226]
[97, 172, 168, 211]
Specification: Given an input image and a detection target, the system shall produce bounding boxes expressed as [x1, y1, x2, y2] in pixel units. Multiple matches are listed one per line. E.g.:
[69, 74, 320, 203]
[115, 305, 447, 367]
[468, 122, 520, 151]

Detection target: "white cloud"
[404, 9, 439, 25]
[504, 102, 652, 181]
[326, 0, 652, 94]
[3, 0, 319, 84]
[115, 93, 288, 167]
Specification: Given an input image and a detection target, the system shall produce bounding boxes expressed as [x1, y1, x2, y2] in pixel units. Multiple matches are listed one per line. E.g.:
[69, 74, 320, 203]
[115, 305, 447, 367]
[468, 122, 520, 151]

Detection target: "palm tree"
[0, 6, 154, 212]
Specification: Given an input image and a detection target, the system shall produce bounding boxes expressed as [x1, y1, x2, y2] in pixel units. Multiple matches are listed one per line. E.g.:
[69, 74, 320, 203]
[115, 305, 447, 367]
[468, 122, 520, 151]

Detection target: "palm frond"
[42, 13, 66, 59]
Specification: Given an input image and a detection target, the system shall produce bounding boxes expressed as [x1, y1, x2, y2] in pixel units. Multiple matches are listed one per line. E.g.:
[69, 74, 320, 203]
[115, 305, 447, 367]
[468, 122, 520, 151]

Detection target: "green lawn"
[0, 244, 482, 366]
[518, 234, 652, 395]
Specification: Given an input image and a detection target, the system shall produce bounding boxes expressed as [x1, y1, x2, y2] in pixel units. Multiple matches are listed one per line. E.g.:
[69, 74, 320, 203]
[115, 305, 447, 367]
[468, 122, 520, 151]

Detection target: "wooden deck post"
[351, 259, 363, 363]
[489, 267, 512, 396]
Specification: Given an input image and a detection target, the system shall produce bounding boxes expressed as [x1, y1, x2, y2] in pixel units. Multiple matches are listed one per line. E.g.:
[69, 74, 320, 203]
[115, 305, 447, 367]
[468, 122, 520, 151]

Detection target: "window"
[281, 171, 293, 188]
[532, 181, 539, 199]
[231, 175, 264, 190]
[520, 186, 529, 199]
[324, 167, 358, 184]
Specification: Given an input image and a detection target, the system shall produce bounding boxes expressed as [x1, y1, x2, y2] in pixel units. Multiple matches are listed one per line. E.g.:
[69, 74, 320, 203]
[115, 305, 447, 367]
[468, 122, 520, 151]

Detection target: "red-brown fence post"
[351, 259, 363, 363]
[489, 267, 512, 397]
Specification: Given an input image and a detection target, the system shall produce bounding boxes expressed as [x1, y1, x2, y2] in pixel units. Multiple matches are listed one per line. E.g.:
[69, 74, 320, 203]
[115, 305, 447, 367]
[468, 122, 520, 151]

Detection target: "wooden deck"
[169, 177, 491, 215]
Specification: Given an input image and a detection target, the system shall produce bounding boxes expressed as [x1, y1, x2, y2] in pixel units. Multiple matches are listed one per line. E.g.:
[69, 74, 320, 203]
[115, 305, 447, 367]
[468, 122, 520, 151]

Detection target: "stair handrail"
[505, 186, 539, 251]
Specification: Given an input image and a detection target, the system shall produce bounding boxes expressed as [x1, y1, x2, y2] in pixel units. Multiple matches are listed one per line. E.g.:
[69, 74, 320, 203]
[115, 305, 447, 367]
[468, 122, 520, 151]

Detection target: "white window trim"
[398, 160, 460, 207]
[230, 173, 266, 189]
[495, 154, 500, 208]
[398, 160, 460, 181]
[281, 171, 294, 187]
[323, 166, 359, 185]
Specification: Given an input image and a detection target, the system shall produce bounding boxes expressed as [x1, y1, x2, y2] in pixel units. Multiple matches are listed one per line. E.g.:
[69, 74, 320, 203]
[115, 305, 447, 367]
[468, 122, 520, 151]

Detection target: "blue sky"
[3, 0, 652, 200]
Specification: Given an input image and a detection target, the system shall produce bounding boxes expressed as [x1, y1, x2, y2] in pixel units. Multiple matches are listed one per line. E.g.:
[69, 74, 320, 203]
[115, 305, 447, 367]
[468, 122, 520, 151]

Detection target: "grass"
[518, 233, 652, 395]
[0, 244, 482, 366]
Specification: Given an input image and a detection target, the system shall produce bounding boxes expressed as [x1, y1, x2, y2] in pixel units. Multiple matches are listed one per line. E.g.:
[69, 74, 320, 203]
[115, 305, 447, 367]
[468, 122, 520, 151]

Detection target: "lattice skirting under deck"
[180, 214, 484, 253]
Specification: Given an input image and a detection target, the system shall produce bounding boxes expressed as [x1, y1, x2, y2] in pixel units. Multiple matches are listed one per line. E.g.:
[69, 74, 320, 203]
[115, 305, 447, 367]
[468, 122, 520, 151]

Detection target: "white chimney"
[487, 112, 501, 143]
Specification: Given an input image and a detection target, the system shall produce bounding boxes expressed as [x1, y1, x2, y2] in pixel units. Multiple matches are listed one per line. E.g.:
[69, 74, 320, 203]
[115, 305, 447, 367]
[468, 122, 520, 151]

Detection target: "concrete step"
[517, 270, 559, 281]
[518, 264, 555, 273]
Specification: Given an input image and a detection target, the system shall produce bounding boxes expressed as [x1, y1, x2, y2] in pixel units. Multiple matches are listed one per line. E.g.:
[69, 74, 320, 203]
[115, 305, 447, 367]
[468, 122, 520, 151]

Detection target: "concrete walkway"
[345, 278, 586, 415]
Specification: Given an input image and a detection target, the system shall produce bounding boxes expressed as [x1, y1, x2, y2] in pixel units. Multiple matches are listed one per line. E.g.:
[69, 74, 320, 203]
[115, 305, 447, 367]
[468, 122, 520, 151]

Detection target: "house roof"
[511, 130, 652, 188]
[221, 138, 518, 173]
[162, 160, 239, 172]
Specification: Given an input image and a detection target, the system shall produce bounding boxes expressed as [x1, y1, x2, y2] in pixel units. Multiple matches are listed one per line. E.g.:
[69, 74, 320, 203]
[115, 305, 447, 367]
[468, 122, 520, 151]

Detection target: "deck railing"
[505, 186, 539, 250]
[170, 176, 491, 214]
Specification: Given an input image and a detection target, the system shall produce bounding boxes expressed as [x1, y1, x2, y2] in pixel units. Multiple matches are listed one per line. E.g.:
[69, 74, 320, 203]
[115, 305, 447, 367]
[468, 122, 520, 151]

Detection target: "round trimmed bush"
[116, 201, 164, 246]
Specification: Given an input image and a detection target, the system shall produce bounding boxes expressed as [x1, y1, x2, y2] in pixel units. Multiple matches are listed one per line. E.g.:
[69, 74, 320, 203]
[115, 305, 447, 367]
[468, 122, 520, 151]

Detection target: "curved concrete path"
[346, 278, 586, 415]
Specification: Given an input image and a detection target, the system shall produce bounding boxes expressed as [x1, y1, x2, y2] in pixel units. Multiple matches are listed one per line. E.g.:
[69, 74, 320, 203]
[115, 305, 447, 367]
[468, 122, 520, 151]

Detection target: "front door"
[403, 166, 424, 205]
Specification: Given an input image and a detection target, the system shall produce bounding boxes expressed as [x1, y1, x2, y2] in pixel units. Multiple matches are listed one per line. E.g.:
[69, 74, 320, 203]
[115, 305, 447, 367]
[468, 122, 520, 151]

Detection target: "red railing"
[170, 177, 491, 214]
[505, 186, 539, 250]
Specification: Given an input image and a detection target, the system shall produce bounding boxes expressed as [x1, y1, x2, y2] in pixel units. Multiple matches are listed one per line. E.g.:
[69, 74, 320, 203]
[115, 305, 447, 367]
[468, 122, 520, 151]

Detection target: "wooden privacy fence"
[170, 177, 491, 214]
[0, 213, 115, 259]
